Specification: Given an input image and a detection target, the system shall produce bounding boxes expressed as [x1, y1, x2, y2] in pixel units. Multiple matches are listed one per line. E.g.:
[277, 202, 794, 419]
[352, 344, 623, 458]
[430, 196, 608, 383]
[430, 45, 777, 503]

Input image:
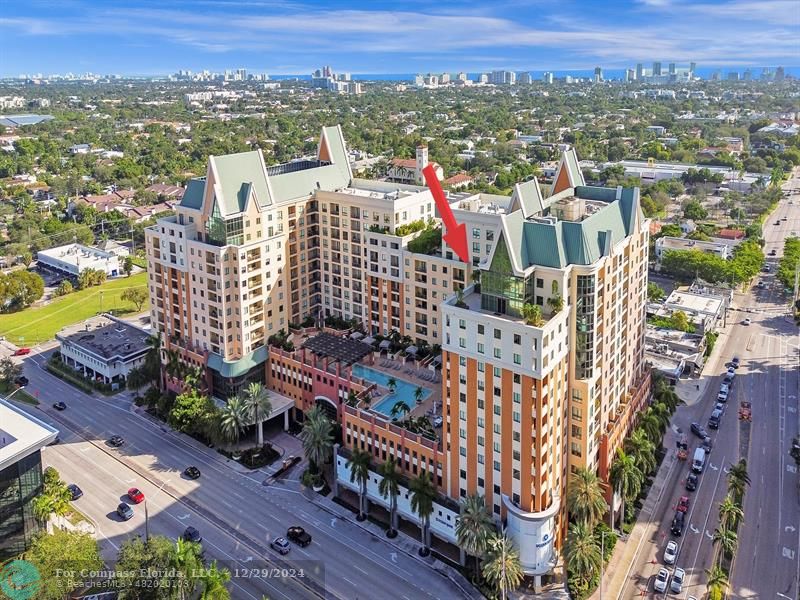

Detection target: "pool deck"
[362, 357, 443, 422]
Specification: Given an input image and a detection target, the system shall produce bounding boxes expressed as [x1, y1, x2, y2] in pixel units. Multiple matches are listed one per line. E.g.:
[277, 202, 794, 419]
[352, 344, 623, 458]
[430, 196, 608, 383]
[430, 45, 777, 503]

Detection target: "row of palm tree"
[707, 459, 750, 599]
[217, 382, 273, 446]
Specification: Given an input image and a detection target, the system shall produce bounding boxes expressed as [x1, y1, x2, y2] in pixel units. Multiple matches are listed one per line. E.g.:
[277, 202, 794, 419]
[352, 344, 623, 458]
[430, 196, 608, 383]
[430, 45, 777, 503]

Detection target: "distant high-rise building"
[728, 71, 740, 81]
[689, 62, 697, 76]
[743, 69, 752, 81]
[457, 72, 468, 82]
[625, 69, 636, 82]
[236, 68, 247, 81]
[479, 73, 489, 84]
[414, 74, 424, 87]
[636, 63, 644, 80]
[668, 63, 676, 75]
[440, 73, 450, 84]
[322, 65, 333, 78]
[543, 71, 554, 84]
[653, 61, 662, 76]
[490, 70, 516, 85]
[776, 66, 785, 81]
[594, 66, 603, 83]
[518, 72, 533, 84]
[711, 70, 721, 81]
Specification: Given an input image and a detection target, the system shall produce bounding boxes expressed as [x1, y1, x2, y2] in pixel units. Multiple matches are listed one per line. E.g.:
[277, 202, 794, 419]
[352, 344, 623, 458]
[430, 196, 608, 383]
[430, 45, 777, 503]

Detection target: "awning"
[379, 340, 392, 350]
[406, 346, 418, 355]
[363, 336, 376, 345]
[350, 331, 364, 340]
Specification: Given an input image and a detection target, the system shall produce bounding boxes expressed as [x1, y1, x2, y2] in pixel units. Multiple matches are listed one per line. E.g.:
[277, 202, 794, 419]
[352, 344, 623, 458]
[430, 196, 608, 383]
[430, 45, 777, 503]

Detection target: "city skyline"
[1, 0, 799, 77]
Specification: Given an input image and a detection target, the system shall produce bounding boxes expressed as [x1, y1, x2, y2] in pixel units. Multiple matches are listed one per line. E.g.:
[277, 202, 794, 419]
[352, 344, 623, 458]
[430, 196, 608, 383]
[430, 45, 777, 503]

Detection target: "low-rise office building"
[0, 398, 59, 559]
[37, 243, 121, 277]
[654, 236, 737, 263]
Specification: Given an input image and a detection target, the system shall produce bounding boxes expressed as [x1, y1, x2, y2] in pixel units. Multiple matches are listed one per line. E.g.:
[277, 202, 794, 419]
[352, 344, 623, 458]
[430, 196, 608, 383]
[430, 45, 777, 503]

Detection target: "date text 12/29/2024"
[198, 568, 308, 580]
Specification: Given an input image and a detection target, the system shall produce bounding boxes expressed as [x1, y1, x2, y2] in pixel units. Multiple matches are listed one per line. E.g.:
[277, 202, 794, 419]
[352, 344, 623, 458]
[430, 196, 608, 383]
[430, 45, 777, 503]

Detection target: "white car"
[718, 389, 729, 402]
[743, 318, 751, 325]
[663, 540, 678, 565]
[670, 567, 685, 593]
[654, 567, 669, 593]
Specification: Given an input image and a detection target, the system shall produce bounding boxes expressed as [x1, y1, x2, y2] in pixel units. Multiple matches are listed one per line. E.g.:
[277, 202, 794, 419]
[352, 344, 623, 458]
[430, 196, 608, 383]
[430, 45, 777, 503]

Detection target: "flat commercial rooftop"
[57, 315, 151, 361]
[0, 398, 59, 471]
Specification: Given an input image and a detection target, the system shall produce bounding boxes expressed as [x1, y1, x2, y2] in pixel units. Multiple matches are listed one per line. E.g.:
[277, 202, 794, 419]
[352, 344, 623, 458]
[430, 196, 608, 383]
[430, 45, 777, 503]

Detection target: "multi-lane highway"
[14, 351, 468, 600]
[620, 170, 800, 599]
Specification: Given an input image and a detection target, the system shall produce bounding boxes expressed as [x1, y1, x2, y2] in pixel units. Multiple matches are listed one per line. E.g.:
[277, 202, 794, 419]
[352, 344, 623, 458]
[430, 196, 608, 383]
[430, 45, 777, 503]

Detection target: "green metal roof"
[211, 150, 272, 216]
[180, 178, 206, 210]
[490, 186, 642, 271]
[206, 345, 269, 379]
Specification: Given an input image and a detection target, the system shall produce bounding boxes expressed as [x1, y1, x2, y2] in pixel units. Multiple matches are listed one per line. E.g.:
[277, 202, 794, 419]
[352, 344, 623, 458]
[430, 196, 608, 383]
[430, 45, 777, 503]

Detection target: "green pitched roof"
[180, 178, 206, 210]
[206, 345, 269, 379]
[211, 150, 272, 216]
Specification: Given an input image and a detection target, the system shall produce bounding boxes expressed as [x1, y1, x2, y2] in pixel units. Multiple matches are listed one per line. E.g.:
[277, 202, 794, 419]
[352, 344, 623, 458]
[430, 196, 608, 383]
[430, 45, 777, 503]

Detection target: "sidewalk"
[304, 488, 484, 600]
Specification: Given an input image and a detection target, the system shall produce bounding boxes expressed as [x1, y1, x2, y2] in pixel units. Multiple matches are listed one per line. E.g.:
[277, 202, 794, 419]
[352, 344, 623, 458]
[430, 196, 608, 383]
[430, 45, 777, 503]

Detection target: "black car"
[15, 376, 29, 387]
[287, 526, 312, 547]
[671, 511, 685, 536]
[702, 436, 713, 454]
[108, 435, 125, 447]
[53, 401, 67, 411]
[67, 484, 83, 500]
[182, 526, 202, 543]
[731, 357, 740, 368]
[184, 466, 201, 480]
[117, 502, 134, 521]
[690, 422, 708, 439]
[685, 472, 698, 491]
[769, 249, 777, 256]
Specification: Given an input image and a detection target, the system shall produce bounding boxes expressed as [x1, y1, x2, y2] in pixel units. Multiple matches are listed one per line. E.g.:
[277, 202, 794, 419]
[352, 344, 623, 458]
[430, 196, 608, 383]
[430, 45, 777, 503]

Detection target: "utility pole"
[600, 529, 606, 600]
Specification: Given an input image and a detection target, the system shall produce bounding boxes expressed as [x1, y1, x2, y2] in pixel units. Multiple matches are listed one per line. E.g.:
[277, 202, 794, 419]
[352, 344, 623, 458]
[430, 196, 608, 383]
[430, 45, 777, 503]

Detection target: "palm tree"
[456, 493, 495, 580]
[567, 467, 607, 528]
[199, 560, 231, 600]
[386, 376, 398, 394]
[625, 428, 657, 475]
[172, 538, 203, 599]
[727, 459, 751, 501]
[522, 303, 544, 326]
[243, 382, 272, 446]
[482, 533, 524, 597]
[219, 395, 248, 445]
[639, 411, 663, 443]
[718, 494, 744, 530]
[299, 405, 334, 473]
[409, 471, 436, 556]
[564, 522, 602, 585]
[547, 281, 563, 313]
[609, 449, 643, 531]
[32, 494, 54, 523]
[706, 565, 729, 592]
[378, 458, 401, 537]
[414, 386, 425, 404]
[347, 449, 372, 521]
[650, 403, 671, 433]
[712, 527, 738, 565]
[390, 400, 411, 420]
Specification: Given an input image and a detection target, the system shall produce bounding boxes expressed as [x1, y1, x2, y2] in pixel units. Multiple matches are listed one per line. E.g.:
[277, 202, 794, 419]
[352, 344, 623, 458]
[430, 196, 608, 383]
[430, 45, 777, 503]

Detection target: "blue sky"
[1, 0, 798, 76]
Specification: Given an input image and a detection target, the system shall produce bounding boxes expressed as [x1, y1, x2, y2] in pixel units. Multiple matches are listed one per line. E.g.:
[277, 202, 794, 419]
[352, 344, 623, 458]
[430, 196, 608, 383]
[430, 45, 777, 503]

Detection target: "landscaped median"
[0, 272, 148, 345]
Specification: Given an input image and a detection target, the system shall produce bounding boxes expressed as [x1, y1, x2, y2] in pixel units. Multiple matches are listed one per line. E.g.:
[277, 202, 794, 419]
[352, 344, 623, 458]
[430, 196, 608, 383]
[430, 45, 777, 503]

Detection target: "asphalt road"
[16, 353, 467, 600]
[619, 170, 800, 599]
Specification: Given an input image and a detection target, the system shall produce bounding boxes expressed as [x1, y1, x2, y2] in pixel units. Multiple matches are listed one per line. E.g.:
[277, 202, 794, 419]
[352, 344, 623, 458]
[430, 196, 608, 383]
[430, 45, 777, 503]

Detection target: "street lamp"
[600, 528, 607, 600]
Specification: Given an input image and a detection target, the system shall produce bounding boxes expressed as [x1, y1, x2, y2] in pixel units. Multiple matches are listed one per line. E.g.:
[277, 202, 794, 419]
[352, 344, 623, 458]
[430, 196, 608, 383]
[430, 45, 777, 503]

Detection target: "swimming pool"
[351, 364, 432, 417]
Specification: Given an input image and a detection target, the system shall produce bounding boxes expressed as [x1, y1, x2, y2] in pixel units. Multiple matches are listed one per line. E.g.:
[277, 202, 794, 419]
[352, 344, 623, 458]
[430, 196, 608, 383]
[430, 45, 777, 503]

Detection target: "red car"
[677, 495, 690, 513]
[13, 348, 31, 356]
[127, 488, 145, 504]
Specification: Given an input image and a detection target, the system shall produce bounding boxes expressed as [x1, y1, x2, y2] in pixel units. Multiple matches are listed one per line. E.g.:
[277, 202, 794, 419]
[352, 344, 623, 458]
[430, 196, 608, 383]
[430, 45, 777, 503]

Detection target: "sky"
[1, 0, 798, 76]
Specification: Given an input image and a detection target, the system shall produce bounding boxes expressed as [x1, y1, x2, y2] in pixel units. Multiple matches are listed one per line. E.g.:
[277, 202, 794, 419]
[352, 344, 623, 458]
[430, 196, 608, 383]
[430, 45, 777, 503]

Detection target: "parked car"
[715, 401, 726, 414]
[108, 435, 125, 447]
[13, 348, 31, 356]
[14, 376, 29, 387]
[127, 488, 145, 504]
[117, 503, 134, 521]
[727, 366, 736, 377]
[270, 537, 290, 555]
[685, 472, 698, 491]
[702, 436, 713, 454]
[67, 484, 83, 500]
[742, 318, 751, 326]
[184, 466, 201, 479]
[433, 416, 443, 427]
[731, 357, 740, 368]
[664, 540, 678, 565]
[677, 496, 690, 513]
[717, 389, 729, 403]
[708, 408, 723, 429]
[286, 526, 312, 547]
[654, 568, 670, 593]
[182, 526, 202, 543]
[671, 567, 686, 593]
[671, 511, 685, 536]
[770, 249, 778, 256]
[757, 281, 765, 289]
[690, 423, 709, 438]
[763, 265, 771, 273]
[53, 402, 67, 411]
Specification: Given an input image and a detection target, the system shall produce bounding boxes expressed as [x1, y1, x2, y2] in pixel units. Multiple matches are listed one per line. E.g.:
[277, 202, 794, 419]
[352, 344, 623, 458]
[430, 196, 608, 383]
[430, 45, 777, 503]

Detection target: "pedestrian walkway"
[304, 488, 484, 600]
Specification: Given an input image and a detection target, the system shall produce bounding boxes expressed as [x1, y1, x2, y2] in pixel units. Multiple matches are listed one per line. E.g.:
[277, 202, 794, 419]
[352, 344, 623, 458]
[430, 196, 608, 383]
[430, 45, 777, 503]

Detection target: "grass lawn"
[0, 272, 149, 345]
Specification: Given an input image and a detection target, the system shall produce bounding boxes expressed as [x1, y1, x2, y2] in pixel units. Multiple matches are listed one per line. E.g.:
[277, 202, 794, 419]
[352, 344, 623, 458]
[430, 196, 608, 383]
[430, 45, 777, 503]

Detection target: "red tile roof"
[443, 173, 473, 185]
[717, 228, 745, 239]
[390, 158, 417, 169]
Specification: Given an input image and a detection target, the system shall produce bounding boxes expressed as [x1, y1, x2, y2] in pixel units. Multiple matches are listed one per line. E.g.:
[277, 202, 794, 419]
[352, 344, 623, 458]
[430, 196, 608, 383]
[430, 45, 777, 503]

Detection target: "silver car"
[663, 540, 678, 565]
[671, 567, 685, 593]
[654, 568, 669, 593]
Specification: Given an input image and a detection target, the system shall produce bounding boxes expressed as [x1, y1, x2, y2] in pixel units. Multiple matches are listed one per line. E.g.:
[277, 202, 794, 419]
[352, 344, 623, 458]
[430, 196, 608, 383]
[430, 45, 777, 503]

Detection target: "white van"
[692, 447, 706, 473]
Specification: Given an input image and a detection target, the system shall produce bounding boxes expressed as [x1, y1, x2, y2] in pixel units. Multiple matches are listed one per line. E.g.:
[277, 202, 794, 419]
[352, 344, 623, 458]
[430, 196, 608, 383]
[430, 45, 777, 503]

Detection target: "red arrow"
[423, 164, 469, 263]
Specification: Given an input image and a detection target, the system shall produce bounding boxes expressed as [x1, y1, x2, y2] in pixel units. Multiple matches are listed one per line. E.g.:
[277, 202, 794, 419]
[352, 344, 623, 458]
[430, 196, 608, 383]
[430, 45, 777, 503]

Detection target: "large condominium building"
[439, 153, 651, 576]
